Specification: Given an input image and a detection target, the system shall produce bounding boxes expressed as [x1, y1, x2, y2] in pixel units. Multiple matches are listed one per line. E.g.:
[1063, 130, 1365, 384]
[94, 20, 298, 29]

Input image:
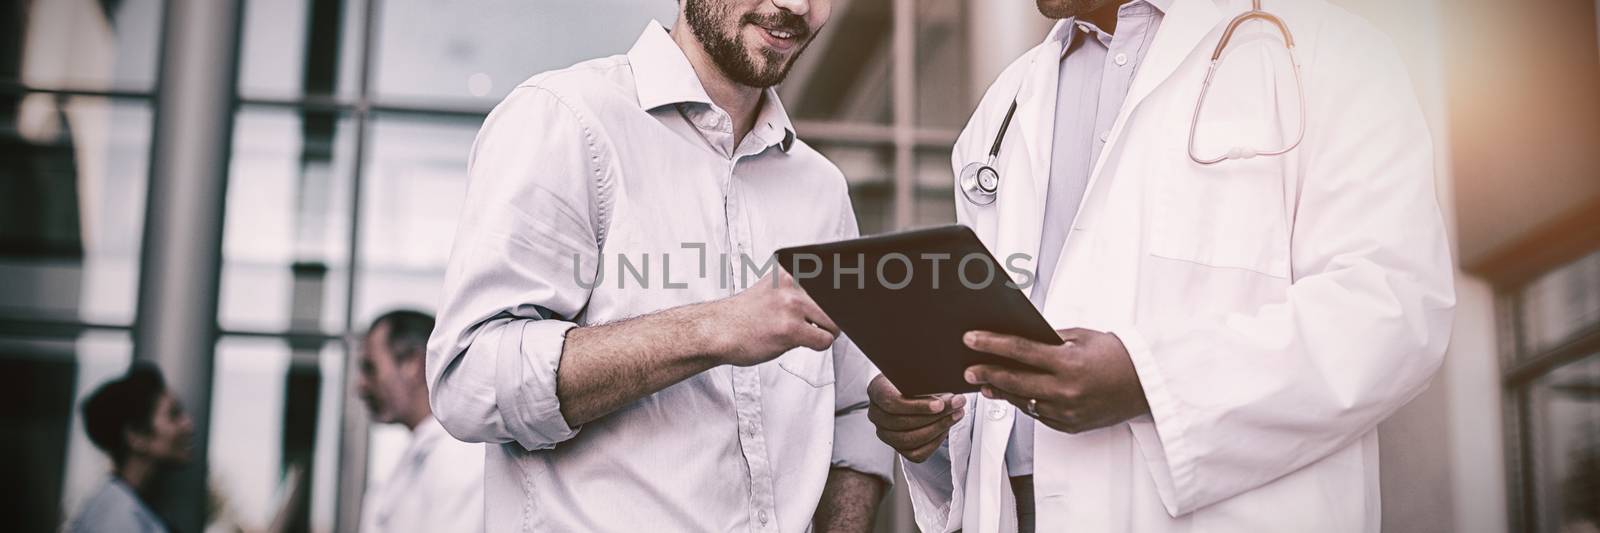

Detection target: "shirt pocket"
[777, 347, 836, 388]
[1149, 124, 1292, 279]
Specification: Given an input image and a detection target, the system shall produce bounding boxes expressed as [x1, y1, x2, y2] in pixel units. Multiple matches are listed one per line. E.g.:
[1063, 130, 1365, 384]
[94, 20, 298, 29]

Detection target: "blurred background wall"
[1, 0, 1595, 532]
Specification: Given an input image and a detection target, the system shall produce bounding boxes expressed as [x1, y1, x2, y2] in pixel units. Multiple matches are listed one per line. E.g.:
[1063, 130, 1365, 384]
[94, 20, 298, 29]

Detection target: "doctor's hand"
[867, 375, 966, 463]
[963, 328, 1150, 435]
[703, 269, 839, 367]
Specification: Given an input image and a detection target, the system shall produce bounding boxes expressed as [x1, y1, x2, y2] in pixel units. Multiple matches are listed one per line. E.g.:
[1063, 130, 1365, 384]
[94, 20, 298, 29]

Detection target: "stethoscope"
[960, 0, 1307, 206]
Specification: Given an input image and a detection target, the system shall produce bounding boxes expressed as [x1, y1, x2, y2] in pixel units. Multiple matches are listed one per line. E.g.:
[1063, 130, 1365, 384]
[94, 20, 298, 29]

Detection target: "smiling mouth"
[754, 24, 805, 50]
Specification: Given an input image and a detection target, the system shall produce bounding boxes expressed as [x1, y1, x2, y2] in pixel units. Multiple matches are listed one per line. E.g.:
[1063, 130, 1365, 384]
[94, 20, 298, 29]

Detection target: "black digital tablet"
[775, 225, 1063, 396]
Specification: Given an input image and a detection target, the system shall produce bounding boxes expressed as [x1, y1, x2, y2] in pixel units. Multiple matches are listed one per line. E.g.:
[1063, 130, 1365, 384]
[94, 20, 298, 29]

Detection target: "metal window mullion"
[135, 0, 246, 530]
[331, 0, 383, 530]
[0, 83, 155, 100]
[891, 0, 916, 232]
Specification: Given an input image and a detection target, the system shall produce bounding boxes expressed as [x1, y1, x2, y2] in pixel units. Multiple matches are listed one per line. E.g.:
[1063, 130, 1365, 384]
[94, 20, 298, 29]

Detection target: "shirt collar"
[747, 87, 797, 152]
[1046, 0, 1171, 46]
[629, 20, 714, 110]
[626, 20, 797, 152]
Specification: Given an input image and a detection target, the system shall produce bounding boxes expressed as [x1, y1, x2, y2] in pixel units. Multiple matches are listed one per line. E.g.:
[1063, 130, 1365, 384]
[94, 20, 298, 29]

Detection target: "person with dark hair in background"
[356, 310, 483, 533]
[67, 362, 194, 533]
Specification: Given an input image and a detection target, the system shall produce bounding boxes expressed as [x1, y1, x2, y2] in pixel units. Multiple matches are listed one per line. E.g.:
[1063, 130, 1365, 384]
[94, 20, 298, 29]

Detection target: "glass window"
[1506, 249, 1600, 532]
[207, 336, 345, 533]
[237, 0, 367, 99]
[1518, 250, 1600, 357]
[913, 148, 956, 227]
[371, 0, 678, 106]
[5, 0, 166, 91]
[1524, 353, 1600, 532]
[915, 0, 971, 129]
[220, 106, 356, 335]
[0, 95, 151, 326]
[354, 113, 478, 322]
[814, 142, 894, 235]
[913, 187, 957, 228]
[781, 0, 893, 125]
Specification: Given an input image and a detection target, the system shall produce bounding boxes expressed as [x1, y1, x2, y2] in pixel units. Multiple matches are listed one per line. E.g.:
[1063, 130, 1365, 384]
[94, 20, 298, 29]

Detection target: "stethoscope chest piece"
[960, 99, 1018, 207]
[959, 158, 1000, 206]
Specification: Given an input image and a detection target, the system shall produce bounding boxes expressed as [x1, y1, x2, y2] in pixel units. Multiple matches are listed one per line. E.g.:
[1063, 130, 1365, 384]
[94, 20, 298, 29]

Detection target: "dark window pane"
[0, 94, 150, 325]
[780, 0, 892, 125]
[913, 188, 956, 228]
[220, 106, 356, 335]
[914, 148, 956, 228]
[208, 336, 345, 532]
[3, 0, 165, 92]
[0, 331, 133, 531]
[238, 0, 366, 99]
[1518, 250, 1600, 358]
[914, 0, 972, 129]
[371, 0, 677, 106]
[1525, 353, 1600, 532]
[814, 142, 894, 235]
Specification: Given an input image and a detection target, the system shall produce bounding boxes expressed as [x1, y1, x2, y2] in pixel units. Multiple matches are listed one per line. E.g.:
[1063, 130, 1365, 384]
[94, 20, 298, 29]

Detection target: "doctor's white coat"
[901, 0, 1457, 531]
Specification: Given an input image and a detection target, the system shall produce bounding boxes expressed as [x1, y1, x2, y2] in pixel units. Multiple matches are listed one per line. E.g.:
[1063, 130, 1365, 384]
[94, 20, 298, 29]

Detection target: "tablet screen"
[776, 225, 1062, 395]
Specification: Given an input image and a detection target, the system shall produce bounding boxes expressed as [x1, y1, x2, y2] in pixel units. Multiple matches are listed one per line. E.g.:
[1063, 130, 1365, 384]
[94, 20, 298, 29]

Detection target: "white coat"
[901, 0, 1457, 531]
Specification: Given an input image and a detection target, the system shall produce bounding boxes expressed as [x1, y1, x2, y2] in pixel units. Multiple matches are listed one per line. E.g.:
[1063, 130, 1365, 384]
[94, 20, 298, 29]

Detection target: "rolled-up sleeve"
[426, 85, 611, 451]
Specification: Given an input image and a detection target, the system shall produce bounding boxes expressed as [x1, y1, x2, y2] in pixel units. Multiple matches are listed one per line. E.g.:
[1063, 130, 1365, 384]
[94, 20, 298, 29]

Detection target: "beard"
[1035, 0, 1123, 19]
[684, 0, 814, 88]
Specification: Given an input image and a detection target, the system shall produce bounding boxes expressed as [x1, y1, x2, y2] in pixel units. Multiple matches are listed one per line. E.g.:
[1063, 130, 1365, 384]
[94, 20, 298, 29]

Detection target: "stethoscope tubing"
[961, 0, 1305, 204]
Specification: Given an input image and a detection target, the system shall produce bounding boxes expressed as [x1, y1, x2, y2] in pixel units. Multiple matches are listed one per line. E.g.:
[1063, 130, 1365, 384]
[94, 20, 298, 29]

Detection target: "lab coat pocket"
[1149, 125, 1291, 279]
[777, 347, 836, 388]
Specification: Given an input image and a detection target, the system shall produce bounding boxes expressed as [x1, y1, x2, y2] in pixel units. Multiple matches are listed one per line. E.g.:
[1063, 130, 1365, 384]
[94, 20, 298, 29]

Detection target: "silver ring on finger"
[1027, 398, 1039, 418]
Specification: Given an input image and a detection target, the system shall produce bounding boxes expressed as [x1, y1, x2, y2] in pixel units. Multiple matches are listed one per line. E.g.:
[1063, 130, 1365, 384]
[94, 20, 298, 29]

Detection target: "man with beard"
[357, 310, 483, 533]
[427, 1, 892, 531]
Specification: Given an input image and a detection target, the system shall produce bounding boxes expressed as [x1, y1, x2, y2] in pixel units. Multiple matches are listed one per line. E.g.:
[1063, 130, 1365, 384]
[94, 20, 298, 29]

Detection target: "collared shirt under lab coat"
[1014, 0, 1169, 480]
[903, 0, 1457, 531]
[360, 417, 484, 533]
[426, 21, 893, 532]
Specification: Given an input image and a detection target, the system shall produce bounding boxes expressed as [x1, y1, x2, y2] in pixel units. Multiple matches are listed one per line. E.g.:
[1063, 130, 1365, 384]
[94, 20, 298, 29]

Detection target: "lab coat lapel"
[1015, 37, 1061, 209]
[1084, 0, 1222, 191]
[964, 39, 1069, 533]
[993, 38, 1065, 291]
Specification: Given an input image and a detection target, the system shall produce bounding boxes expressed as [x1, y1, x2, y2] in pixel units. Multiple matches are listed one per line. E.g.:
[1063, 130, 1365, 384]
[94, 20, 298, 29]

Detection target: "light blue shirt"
[426, 21, 893, 532]
[67, 477, 167, 533]
[1009, 0, 1167, 477]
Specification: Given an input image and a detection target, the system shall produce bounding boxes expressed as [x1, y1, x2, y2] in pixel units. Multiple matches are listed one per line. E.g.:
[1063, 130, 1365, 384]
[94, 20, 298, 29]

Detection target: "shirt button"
[1099, 131, 1110, 142]
[758, 511, 769, 524]
[1114, 52, 1129, 66]
[988, 408, 1007, 421]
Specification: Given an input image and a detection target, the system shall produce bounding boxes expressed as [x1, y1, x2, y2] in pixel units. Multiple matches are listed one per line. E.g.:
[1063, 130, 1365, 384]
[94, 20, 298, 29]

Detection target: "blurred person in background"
[357, 310, 483, 533]
[426, 0, 894, 531]
[67, 362, 194, 533]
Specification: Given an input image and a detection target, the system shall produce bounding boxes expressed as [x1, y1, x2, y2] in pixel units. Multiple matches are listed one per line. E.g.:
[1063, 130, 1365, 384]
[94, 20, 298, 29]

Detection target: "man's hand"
[556, 269, 836, 427]
[867, 374, 966, 462]
[704, 269, 839, 367]
[963, 328, 1149, 434]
